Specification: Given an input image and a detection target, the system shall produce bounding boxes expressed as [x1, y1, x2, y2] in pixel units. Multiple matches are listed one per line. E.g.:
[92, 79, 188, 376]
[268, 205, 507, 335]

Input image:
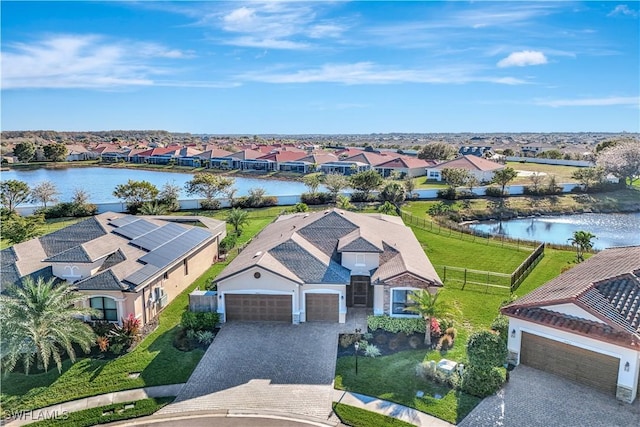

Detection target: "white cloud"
[239, 62, 527, 85]
[608, 5, 638, 17]
[536, 96, 639, 107]
[222, 36, 309, 50]
[497, 50, 548, 68]
[1, 34, 202, 89]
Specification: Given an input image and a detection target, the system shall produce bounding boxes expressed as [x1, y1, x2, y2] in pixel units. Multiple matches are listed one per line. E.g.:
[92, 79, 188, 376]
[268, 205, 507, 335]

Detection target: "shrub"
[357, 340, 368, 351]
[364, 344, 381, 358]
[109, 342, 125, 355]
[445, 327, 457, 340]
[91, 320, 115, 337]
[340, 334, 356, 348]
[416, 361, 460, 389]
[408, 335, 422, 349]
[362, 332, 373, 341]
[484, 186, 504, 197]
[200, 199, 221, 210]
[367, 315, 425, 334]
[300, 192, 332, 205]
[438, 334, 453, 351]
[460, 366, 506, 397]
[437, 188, 458, 200]
[196, 330, 215, 345]
[490, 315, 509, 343]
[294, 202, 309, 212]
[36, 202, 98, 218]
[430, 318, 441, 338]
[350, 191, 375, 203]
[374, 333, 388, 345]
[96, 336, 109, 352]
[219, 234, 237, 253]
[181, 311, 219, 332]
[466, 331, 508, 370]
[122, 313, 141, 340]
[438, 318, 454, 331]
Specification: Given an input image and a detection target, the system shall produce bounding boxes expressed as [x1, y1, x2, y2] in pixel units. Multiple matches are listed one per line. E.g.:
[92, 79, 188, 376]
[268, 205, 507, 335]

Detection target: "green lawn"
[29, 397, 173, 427]
[333, 403, 415, 427]
[506, 161, 580, 184]
[1, 213, 280, 415]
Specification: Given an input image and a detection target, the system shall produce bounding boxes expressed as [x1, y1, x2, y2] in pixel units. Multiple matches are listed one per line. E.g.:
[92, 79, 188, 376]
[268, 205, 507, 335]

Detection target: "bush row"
[367, 315, 425, 334]
[180, 311, 219, 331]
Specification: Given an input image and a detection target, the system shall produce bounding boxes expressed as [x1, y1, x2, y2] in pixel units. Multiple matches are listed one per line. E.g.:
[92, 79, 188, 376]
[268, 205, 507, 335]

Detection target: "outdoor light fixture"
[354, 341, 360, 375]
[219, 294, 222, 299]
[511, 329, 516, 338]
[624, 362, 630, 372]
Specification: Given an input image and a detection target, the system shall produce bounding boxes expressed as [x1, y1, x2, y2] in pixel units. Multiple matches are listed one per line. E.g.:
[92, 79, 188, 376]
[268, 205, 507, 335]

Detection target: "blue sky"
[1, 1, 638, 133]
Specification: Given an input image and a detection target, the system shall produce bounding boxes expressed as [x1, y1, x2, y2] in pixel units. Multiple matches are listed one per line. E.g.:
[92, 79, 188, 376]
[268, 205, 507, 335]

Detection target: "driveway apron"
[159, 322, 340, 420]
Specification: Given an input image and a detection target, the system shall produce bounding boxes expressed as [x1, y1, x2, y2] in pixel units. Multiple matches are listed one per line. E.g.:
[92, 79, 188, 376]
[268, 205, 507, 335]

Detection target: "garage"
[305, 293, 339, 322]
[520, 332, 620, 394]
[225, 294, 292, 322]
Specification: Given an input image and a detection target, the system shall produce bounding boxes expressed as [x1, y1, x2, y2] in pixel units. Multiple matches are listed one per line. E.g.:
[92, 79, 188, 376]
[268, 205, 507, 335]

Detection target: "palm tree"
[138, 200, 168, 215]
[377, 201, 396, 215]
[568, 230, 596, 262]
[226, 208, 249, 235]
[0, 277, 97, 374]
[405, 289, 449, 347]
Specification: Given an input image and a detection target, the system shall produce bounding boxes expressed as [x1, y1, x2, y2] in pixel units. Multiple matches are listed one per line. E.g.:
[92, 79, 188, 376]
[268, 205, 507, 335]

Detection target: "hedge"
[367, 315, 426, 334]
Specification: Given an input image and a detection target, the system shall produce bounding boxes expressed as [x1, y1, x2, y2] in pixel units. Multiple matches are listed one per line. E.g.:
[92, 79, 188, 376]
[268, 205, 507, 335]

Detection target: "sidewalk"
[3, 385, 454, 427]
[2, 384, 184, 427]
[333, 390, 455, 427]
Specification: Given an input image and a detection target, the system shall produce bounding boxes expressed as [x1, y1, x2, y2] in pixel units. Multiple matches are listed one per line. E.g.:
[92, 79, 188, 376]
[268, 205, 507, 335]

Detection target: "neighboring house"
[425, 155, 505, 183]
[0, 213, 226, 327]
[458, 146, 493, 158]
[225, 149, 273, 171]
[278, 153, 339, 173]
[375, 156, 435, 178]
[257, 151, 308, 171]
[66, 144, 97, 161]
[199, 148, 234, 169]
[502, 246, 640, 403]
[213, 209, 442, 324]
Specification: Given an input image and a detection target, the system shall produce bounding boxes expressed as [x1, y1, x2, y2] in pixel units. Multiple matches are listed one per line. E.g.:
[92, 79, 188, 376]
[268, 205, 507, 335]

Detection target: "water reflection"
[468, 213, 640, 250]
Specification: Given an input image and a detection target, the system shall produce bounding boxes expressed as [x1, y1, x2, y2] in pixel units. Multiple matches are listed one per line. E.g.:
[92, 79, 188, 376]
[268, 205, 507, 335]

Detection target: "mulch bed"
[337, 329, 433, 357]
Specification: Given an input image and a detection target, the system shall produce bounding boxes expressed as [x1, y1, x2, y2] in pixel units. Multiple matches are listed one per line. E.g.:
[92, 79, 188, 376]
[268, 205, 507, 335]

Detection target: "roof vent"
[303, 214, 309, 218]
[253, 251, 263, 258]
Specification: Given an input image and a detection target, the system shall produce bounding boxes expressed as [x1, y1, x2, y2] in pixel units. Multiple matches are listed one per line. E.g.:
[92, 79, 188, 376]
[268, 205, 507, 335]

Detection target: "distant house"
[1, 213, 226, 327]
[66, 145, 96, 161]
[425, 155, 505, 183]
[278, 153, 339, 173]
[213, 209, 442, 323]
[458, 146, 493, 158]
[375, 156, 435, 178]
[199, 148, 234, 169]
[502, 246, 640, 403]
[225, 149, 273, 171]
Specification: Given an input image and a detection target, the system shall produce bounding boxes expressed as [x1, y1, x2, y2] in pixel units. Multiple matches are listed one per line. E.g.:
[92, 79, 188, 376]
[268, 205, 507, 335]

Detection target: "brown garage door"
[306, 293, 339, 322]
[225, 294, 291, 322]
[521, 332, 619, 394]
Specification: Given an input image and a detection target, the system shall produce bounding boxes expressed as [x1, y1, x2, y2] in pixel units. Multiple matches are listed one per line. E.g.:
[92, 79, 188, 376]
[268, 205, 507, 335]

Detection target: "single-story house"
[502, 246, 640, 403]
[425, 155, 505, 183]
[277, 153, 339, 173]
[66, 144, 97, 161]
[458, 146, 494, 158]
[213, 209, 443, 324]
[375, 156, 435, 178]
[1, 213, 226, 327]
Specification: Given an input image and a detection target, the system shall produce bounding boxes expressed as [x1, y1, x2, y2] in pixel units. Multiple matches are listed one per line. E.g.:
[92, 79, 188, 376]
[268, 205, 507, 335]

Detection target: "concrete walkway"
[333, 390, 455, 427]
[2, 384, 185, 427]
[3, 384, 454, 427]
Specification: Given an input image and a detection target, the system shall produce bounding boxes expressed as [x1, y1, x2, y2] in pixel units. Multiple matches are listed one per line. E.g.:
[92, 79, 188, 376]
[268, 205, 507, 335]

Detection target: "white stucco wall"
[373, 284, 384, 315]
[507, 317, 640, 402]
[543, 303, 605, 323]
[341, 252, 379, 272]
[52, 259, 105, 282]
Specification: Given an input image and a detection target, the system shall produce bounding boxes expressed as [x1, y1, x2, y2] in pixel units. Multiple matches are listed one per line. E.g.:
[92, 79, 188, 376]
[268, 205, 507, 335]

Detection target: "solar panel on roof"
[109, 216, 140, 227]
[112, 219, 158, 240]
[130, 223, 186, 251]
[124, 264, 161, 286]
[139, 228, 212, 268]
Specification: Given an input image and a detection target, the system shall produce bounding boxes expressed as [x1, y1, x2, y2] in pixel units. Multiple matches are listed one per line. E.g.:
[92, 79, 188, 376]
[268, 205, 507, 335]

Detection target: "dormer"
[337, 229, 383, 272]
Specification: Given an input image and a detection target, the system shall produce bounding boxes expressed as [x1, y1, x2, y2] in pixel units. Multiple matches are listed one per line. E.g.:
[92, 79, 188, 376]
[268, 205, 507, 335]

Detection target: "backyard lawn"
[506, 161, 581, 184]
[0, 211, 280, 415]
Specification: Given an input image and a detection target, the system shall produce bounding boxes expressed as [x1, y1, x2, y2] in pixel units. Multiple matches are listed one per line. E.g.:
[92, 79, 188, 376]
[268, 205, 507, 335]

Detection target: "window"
[163, 272, 168, 280]
[90, 297, 118, 322]
[355, 254, 366, 266]
[392, 289, 417, 315]
[183, 259, 189, 275]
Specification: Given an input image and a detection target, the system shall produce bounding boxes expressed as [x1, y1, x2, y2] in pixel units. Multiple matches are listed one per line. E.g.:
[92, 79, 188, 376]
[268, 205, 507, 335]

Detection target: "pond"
[466, 212, 640, 250]
[2, 167, 316, 205]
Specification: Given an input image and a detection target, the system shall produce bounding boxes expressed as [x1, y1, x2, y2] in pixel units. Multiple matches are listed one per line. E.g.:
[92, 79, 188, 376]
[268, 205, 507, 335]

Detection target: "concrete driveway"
[459, 365, 640, 427]
[159, 322, 341, 421]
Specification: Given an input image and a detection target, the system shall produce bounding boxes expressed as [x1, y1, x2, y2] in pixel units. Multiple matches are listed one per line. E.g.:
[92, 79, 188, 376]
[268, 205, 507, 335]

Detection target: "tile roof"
[503, 246, 640, 346]
[44, 246, 93, 263]
[39, 217, 107, 257]
[0, 247, 20, 290]
[75, 269, 127, 291]
[214, 209, 442, 287]
[376, 156, 435, 169]
[432, 155, 505, 172]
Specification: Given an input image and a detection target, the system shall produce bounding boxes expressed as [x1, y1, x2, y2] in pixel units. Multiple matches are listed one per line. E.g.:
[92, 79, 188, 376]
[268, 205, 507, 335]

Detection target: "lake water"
[1, 167, 315, 205]
[467, 212, 640, 250]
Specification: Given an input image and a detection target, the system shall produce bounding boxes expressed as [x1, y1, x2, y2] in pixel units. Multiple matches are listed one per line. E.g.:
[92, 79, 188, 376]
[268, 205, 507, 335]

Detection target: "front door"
[351, 275, 370, 307]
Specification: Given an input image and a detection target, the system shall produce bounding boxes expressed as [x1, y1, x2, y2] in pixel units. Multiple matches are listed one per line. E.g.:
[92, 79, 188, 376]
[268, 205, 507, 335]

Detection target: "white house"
[502, 246, 640, 403]
[214, 209, 443, 324]
[425, 155, 505, 183]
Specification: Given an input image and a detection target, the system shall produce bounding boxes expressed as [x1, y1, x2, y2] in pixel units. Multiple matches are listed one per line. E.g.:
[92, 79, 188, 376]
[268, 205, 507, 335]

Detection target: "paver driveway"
[459, 365, 640, 427]
[159, 322, 341, 421]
